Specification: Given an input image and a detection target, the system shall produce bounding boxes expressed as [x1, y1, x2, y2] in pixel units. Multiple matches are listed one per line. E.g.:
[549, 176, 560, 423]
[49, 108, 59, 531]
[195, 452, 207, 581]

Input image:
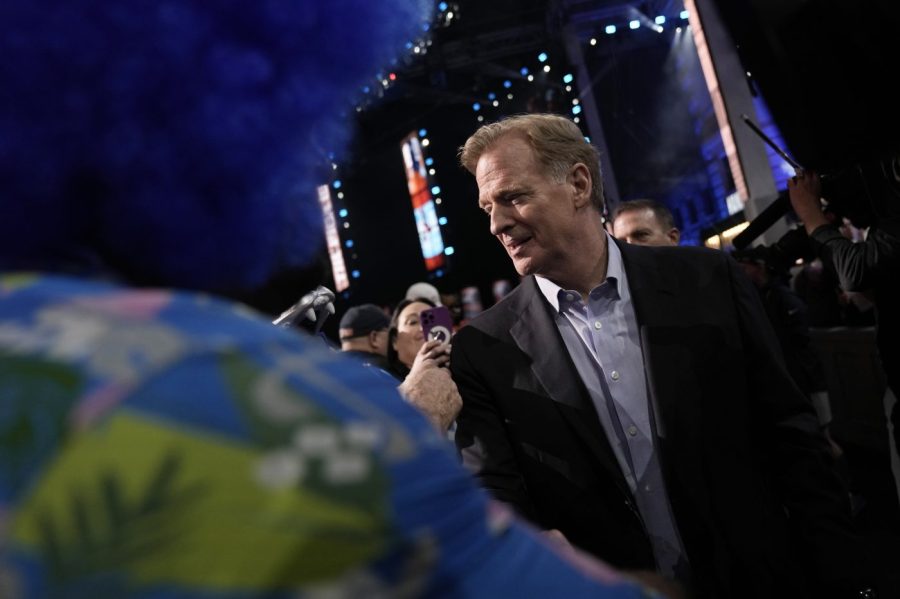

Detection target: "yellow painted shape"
[10, 411, 389, 590]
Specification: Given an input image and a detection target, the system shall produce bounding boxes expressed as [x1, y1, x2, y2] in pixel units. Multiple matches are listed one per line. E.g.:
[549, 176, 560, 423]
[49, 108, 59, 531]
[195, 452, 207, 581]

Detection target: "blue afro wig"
[0, 0, 432, 293]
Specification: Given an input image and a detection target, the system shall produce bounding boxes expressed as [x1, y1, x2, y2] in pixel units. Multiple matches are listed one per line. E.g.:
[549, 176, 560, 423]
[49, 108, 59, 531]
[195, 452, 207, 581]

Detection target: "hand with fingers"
[788, 170, 829, 233]
[398, 340, 462, 433]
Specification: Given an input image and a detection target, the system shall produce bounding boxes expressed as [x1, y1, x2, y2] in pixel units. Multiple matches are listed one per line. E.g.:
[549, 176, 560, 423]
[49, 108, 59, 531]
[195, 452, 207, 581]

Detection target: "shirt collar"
[536, 232, 626, 313]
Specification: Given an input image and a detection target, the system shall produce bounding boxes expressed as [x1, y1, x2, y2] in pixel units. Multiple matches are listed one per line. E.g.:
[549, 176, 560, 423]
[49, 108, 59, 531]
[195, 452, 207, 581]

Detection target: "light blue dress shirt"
[535, 235, 688, 579]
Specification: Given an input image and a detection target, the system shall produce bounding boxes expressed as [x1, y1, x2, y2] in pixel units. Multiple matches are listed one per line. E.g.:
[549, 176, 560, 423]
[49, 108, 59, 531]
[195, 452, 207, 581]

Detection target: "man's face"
[475, 135, 582, 279]
[612, 208, 679, 246]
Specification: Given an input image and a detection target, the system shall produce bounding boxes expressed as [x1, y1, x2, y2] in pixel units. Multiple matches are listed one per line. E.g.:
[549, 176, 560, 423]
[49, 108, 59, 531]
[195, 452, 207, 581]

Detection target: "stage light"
[429, 168, 436, 175]
[338, 209, 348, 218]
[537, 52, 548, 63]
[655, 15, 666, 25]
[572, 98, 580, 105]
[572, 105, 582, 115]
[503, 80, 512, 88]
[438, 216, 448, 225]
[565, 85, 572, 92]
[520, 67, 529, 76]
[680, 10, 689, 19]
[472, 102, 481, 111]
[605, 25, 616, 34]
[476, 115, 484, 122]
[425, 157, 434, 166]
[345, 239, 354, 248]
[590, 37, 597, 45]
[444, 247, 455, 256]
[388, 72, 396, 81]
[629, 20, 640, 29]
[527, 74, 534, 81]
[332, 180, 342, 189]
[438, 2, 448, 11]
[419, 128, 427, 137]
[351, 270, 360, 279]
[421, 138, 430, 147]
[343, 222, 350, 229]
[543, 65, 551, 73]
[573, 117, 580, 123]
[337, 192, 344, 199]
[488, 92, 496, 100]
[492, 100, 499, 107]
[507, 93, 514, 99]
[431, 185, 441, 195]
[563, 73, 574, 84]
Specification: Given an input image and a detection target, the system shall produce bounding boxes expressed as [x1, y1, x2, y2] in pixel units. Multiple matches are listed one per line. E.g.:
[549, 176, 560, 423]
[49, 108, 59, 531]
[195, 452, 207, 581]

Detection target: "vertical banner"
[317, 184, 350, 292]
[401, 132, 445, 271]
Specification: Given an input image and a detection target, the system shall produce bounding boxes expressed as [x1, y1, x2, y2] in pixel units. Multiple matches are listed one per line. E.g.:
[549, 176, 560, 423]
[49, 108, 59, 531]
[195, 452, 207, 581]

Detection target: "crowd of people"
[2, 2, 898, 599]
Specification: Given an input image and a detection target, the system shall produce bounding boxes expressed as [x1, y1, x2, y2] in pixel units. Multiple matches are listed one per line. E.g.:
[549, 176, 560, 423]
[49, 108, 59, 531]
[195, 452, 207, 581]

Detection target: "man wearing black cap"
[339, 303, 393, 374]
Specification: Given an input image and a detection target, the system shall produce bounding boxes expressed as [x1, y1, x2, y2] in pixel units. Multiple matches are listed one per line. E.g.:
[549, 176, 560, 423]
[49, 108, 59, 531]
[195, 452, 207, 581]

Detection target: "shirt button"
[627, 425, 637, 436]
[593, 321, 602, 330]
[610, 370, 620, 381]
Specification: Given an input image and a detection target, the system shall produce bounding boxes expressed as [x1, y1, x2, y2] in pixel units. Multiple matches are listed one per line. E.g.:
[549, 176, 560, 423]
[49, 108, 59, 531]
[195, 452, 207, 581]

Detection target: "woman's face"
[393, 301, 430, 368]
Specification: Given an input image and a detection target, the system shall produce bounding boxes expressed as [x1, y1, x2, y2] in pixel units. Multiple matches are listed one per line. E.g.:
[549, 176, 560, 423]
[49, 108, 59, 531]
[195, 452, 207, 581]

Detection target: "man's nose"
[489, 205, 513, 237]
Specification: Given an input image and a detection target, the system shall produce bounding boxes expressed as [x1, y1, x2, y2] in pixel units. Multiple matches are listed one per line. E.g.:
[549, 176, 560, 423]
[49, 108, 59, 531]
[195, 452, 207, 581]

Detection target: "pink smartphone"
[420, 306, 454, 343]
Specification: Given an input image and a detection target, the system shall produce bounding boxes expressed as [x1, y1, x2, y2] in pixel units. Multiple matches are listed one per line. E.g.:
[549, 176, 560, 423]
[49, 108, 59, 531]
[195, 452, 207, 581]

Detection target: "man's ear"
[367, 330, 380, 349]
[668, 228, 681, 245]
[568, 163, 592, 209]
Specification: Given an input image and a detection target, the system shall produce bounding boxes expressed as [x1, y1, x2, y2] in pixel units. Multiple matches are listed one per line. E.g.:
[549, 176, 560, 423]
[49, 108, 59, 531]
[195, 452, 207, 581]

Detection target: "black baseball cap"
[339, 304, 390, 340]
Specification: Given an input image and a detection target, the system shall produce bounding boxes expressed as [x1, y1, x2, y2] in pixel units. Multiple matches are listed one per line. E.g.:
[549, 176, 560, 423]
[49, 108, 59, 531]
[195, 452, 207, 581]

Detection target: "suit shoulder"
[459, 278, 531, 336]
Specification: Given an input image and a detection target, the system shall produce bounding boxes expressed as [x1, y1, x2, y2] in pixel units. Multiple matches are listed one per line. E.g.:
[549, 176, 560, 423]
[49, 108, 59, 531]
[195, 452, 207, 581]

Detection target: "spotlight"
[605, 24, 616, 34]
[629, 20, 640, 29]
[680, 10, 689, 19]
[537, 52, 548, 62]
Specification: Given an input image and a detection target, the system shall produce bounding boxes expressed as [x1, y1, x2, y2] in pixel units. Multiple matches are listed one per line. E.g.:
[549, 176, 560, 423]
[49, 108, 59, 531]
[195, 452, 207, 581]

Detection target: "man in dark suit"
[451, 114, 866, 598]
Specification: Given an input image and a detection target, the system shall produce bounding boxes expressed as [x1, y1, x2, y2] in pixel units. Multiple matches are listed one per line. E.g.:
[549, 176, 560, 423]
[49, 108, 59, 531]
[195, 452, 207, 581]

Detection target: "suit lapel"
[509, 277, 630, 491]
[617, 241, 679, 440]
[618, 241, 704, 462]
